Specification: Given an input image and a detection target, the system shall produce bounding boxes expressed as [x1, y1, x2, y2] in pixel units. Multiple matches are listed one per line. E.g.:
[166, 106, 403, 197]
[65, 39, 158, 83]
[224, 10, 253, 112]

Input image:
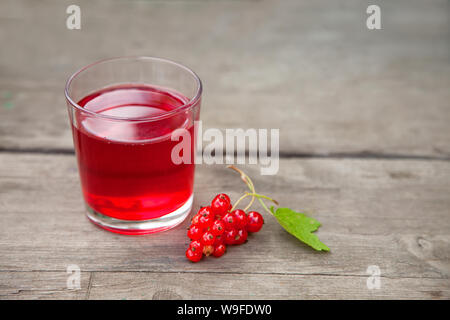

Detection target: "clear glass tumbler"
[65, 57, 202, 235]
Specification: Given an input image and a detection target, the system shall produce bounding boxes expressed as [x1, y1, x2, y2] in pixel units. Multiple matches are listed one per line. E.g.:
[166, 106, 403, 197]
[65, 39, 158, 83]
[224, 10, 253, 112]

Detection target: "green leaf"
[271, 207, 330, 252]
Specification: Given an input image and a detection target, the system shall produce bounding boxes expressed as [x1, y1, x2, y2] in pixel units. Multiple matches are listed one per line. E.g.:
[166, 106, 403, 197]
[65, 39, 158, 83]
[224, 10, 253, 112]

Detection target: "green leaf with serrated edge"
[270, 206, 330, 251]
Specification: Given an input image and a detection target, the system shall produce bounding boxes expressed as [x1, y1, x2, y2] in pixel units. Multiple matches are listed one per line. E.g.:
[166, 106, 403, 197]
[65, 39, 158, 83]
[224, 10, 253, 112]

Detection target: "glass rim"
[64, 56, 202, 122]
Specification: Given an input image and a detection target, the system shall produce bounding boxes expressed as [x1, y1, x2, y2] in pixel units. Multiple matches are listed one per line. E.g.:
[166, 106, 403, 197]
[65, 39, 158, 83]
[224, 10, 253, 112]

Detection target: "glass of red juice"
[64, 57, 202, 235]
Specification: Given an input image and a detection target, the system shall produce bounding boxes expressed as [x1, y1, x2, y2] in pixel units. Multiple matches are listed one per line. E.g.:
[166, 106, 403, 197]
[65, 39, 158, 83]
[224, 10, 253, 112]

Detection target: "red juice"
[71, 84, 195, 224]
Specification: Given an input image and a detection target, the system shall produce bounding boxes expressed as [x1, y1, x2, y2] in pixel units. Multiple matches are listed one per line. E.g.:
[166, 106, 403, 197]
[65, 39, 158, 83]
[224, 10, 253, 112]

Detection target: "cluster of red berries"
[185, 193, 264, 262]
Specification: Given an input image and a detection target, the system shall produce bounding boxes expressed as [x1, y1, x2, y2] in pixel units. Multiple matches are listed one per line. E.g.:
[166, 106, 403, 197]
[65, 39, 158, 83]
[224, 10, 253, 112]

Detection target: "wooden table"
[0, 0, 449, 299]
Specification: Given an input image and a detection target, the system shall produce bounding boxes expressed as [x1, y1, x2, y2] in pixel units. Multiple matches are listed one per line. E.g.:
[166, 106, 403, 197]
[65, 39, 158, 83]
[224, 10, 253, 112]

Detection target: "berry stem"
[245, 193, 279, 205]
[228, 165, 279, 215]
[230, 192, 278, 216]
[228, 165, 256, 211]
[245, 192, 278, 215]
[230, 193, 250, 212]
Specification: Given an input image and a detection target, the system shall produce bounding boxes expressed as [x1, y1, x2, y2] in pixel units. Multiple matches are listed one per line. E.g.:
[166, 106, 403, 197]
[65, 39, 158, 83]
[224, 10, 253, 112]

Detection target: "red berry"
[212, 244, 226, 257]
[186, 248, 202, 262]
[203, 245, 214, 256]
[191, 213, 201, 225]
[234, 228, 248, 245]
[187, 225, 202, 240]
[197, 206, 214, 228]
[219, 193, 231, 203]
[211, 219, 225, 236]
[232, 209, 248, 228]
[214, 234, 224, 246]
[222, 212, 237, 230]
[198, 206, 213, 217]
[224, 229, 238, 245]
[211, 193, 232, 217]
[201, 231, 215, 245]
[246, 211, 264, 233]
[199, 215, 214, 229]
[189, 240, 204, 253]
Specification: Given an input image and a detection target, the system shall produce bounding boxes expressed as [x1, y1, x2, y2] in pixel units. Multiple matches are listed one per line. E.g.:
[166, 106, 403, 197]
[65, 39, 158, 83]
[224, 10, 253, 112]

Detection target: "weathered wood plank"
[0, 271, 89, 300]
[1, 271, 447, 300]
[87, 272, 450, 300]
[0, 153, 449, 287]
[0, 0, 449, 156]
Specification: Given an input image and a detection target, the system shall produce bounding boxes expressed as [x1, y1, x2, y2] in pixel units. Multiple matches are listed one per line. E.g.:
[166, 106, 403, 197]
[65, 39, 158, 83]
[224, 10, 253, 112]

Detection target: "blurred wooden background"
[0, 0, 449, 299]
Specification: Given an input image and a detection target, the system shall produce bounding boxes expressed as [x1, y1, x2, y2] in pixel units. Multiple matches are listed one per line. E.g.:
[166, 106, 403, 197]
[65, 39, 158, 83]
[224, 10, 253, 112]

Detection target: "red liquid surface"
[72, 85, 195, 221]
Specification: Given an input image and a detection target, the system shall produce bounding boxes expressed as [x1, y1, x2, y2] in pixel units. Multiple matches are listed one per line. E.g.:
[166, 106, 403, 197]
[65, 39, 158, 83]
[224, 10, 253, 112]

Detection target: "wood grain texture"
[0, 272, 89, 300]
[2, 271, 447, 300]
[0, 153, 449, 299]
[0, 0, 449, 156]
[87, 272, 449, 300]
[1, 0, 449, 301]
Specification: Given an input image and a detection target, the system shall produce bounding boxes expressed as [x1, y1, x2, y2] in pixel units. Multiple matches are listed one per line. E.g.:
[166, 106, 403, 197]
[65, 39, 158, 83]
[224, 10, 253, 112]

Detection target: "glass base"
[85, 195, 193, 235]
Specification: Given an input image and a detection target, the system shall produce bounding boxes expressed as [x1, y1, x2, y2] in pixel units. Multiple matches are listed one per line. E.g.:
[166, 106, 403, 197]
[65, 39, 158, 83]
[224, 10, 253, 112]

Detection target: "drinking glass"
[65, 57, 202, 234]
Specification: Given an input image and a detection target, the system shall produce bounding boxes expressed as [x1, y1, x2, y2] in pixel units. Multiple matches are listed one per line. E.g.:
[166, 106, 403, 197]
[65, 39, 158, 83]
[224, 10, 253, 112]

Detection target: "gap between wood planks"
[0, 270, 444, 281]
[0, 147, 449, 161]
[85, 272, 94, 300]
